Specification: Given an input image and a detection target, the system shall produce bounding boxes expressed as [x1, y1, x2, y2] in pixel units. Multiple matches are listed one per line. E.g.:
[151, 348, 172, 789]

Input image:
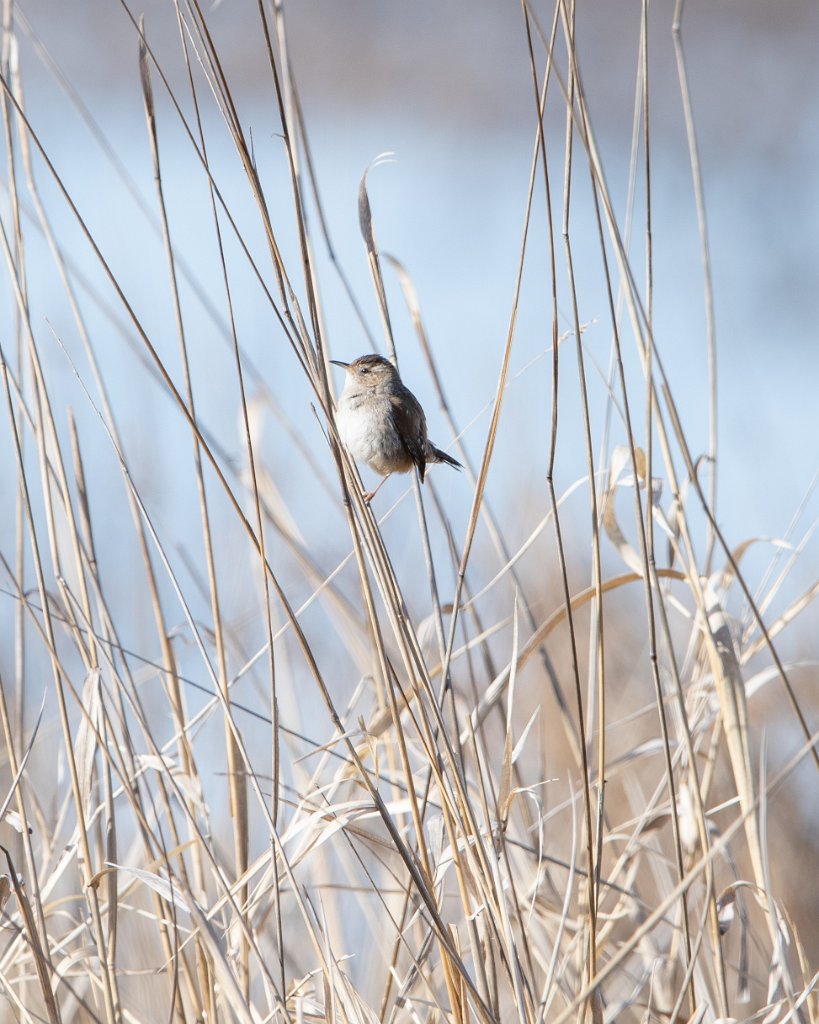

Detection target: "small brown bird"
[331, 354, 462, 501]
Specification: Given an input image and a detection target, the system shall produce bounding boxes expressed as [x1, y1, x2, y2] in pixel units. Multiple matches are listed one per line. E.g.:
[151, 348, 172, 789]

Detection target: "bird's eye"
[360, 367, 369, 374]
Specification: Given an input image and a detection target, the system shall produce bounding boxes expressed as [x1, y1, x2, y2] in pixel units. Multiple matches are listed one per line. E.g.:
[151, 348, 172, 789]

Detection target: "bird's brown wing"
[389, 389, 428, 481]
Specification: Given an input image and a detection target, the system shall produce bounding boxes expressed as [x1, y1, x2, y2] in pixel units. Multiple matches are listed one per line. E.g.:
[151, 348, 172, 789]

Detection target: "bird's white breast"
[336, 384, 409, 476]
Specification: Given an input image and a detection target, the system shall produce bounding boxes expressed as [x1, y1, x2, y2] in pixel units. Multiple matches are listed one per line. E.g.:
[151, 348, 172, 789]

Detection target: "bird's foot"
[362, 475, 390, 505]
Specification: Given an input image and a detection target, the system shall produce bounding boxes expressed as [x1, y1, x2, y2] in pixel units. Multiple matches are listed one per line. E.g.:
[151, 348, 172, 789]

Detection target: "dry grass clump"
[0, 2, 815, 1023]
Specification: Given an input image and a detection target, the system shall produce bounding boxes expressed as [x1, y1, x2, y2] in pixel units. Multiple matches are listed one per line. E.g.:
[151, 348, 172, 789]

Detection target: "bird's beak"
[330, 359, 350, 369]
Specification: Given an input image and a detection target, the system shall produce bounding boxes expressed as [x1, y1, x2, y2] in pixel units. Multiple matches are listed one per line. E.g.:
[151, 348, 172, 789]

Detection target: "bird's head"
[331, 354, 399, 391]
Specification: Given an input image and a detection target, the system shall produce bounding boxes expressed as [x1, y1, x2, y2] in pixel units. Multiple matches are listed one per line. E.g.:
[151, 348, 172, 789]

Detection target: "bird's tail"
[429, 445, 463, 471]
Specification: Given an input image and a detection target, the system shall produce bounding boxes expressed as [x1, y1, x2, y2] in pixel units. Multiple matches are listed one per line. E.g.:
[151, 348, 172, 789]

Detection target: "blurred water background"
[12, 0, 819, 548]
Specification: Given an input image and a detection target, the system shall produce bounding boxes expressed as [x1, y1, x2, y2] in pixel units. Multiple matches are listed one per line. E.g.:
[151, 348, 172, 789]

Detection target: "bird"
[331, 353, 462, 501]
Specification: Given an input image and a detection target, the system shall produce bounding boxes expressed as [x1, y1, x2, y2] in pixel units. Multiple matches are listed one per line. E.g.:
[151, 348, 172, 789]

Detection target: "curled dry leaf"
[511, 706, 540, 765]
[357, 152, 395, 257]
[717, 887, 737, 936]
[1, 811, 28, 835]
[601, 495, 642, 574]
[602, 445, 650, 574]
[134, 754, 206, 814]
[75, 668, 102, 821]
[0, 874, 10, 912]
[427, 813, 445, 874]
[106, 862, 194, 915]
[416, 603, 454, 653]
[676, 782, 699, 856]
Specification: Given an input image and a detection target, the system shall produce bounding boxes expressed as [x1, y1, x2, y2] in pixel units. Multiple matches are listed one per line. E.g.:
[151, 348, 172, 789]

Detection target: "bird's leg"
[363, 475, 390, 504]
